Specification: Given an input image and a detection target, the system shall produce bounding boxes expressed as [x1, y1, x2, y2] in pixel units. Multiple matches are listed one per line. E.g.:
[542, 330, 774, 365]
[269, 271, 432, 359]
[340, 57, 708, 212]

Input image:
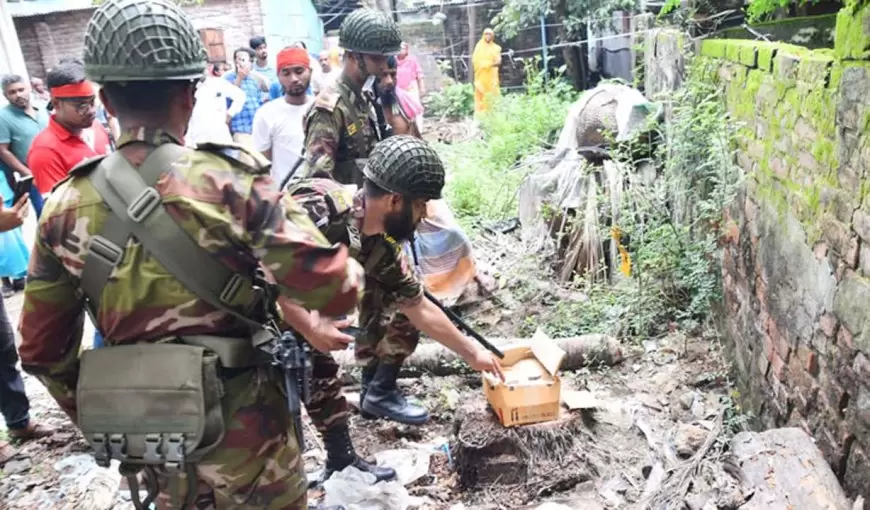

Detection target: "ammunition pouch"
[77, 343, 226, 471]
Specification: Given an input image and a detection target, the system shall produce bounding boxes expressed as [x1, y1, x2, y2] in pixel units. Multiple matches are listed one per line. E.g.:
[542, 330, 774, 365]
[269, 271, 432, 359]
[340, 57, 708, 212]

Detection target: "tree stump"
[451, 397, 594, 505]
[731, 428, 852, 510]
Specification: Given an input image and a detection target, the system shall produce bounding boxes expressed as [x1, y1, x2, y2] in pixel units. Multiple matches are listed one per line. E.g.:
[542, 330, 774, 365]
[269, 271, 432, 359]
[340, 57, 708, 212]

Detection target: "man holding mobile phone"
[0, 74, 48, 219]
[224, 47, 269, 148]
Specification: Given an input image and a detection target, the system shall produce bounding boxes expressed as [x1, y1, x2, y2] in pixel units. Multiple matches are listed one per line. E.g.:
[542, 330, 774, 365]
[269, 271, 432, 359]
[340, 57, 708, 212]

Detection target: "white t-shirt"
[187, 76, 247, 146]
[252, 97, 314, 185]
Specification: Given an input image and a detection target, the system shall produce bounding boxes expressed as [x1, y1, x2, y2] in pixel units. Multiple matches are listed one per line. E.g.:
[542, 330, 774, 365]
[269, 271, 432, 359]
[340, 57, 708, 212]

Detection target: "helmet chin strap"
[355, 52, 370, 78]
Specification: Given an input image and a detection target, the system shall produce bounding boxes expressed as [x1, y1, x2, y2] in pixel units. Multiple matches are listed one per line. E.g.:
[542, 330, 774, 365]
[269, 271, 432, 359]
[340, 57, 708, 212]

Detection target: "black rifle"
[424, 289, 504, 359]
[253, 271, 312, 450]
[409, 240, 505, 359]
[279, 155, 307, 191]
[272, 330, 312, 450]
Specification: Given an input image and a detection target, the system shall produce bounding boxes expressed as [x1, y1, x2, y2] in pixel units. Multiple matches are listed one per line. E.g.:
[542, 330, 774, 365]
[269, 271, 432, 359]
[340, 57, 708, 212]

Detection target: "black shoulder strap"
[80, 145, 261, 330]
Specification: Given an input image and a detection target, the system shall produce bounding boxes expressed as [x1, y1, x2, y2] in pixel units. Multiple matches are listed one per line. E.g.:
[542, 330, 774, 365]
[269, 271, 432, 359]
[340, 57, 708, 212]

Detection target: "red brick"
[763, 334, 775, 361]
[13, 0, 264, 78]
[767, 317, 791, 361]
[770, 352, 786, 381]
[818, 312, 838, 338]
[805, 351, 820, 376]
[838, 325, 855, 349]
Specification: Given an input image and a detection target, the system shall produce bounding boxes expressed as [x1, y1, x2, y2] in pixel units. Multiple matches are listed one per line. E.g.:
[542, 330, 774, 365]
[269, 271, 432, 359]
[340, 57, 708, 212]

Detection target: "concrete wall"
[680, 5, 870, 499]
[13, 0, 264, 79]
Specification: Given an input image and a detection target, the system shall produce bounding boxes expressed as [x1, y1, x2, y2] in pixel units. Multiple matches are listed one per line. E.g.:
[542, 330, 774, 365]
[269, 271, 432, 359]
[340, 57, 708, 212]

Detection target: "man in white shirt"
[253, 47, 314, 185]
[186, 61, 246, 146]
[312, 50, 341, 95]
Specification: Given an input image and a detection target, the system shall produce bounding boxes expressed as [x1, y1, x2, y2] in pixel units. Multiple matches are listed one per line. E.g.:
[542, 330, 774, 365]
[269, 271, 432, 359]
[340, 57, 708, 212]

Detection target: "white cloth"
[312, 68, 341, 95]
[252, 97, 313, 185]
[186, 76, 246, 146]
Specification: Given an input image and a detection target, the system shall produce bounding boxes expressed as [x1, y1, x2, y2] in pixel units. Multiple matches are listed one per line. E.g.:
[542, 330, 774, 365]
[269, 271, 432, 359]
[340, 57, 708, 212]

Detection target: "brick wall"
[680, 6, 870, 500]
[13, 0, 264, 79]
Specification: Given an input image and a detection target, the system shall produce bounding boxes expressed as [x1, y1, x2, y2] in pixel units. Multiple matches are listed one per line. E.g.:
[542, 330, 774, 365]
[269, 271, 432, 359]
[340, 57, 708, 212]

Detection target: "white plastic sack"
[323, 466, 424, 510]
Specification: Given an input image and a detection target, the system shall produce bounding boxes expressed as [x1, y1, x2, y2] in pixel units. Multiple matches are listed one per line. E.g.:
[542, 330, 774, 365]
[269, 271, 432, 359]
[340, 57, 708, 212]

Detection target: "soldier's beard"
[379, 87, 397, 106]
[384, 200, 416, 241]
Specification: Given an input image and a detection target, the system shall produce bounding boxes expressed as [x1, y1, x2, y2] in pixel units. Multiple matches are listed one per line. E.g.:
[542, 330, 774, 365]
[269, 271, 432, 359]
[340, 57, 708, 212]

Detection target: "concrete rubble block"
[731, 428, 852, 510]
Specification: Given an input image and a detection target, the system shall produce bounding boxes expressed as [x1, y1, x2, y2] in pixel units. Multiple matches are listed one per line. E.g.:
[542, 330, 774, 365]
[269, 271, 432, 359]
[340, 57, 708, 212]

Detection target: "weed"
[426, 82, 475, 120]
[438, 59, 578, 229]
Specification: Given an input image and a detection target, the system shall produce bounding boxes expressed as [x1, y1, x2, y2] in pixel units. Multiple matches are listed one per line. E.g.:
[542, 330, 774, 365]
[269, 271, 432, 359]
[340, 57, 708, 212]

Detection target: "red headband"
[50, 81, 95, 98]
[277, 47, 310, 71]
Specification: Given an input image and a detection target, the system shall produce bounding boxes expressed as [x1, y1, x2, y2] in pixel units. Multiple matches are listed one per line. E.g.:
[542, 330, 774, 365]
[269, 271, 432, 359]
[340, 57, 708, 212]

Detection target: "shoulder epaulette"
[314, 88, 341, 112]
[196, 141, 272, 175]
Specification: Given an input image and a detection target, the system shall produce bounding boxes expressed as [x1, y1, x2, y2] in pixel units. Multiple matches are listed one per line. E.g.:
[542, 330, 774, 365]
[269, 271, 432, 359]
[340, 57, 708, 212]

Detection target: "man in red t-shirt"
[27, 61, 112, 195]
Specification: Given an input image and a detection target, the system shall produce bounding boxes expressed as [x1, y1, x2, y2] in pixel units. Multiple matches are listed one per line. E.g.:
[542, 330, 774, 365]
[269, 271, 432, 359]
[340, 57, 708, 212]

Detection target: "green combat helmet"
[339, 9, 402, 55]
[363, 136, 444, 200]
[83, 0, 207, 82]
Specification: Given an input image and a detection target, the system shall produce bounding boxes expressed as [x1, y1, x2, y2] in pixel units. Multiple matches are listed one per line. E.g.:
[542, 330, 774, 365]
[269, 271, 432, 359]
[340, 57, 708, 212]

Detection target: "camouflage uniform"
[302, 75, 380, 186]
[301, 9, 419, 372]
[301, 8, 401, 187]
[17, 1, 364, 508]
[289, 135, 445, 426]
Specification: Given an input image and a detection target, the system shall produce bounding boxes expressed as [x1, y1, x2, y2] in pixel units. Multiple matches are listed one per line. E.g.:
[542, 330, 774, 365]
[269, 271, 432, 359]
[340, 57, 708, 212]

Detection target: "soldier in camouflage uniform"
[301, 8, 435, 426]
[16, 1, 363, 508]
[302, 8, 400, 186]
[288, 136, 504, 428]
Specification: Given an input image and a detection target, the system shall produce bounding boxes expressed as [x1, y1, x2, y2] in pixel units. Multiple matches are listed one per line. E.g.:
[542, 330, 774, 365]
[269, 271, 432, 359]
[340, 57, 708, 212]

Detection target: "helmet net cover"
[84, 0, 208, 82]
[363, 136, 445, 200]
[339, 9, 402, 56]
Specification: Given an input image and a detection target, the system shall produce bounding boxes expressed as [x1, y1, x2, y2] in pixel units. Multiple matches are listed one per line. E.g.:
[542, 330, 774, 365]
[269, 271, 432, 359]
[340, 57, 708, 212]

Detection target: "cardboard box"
[483, 329, 566, 427]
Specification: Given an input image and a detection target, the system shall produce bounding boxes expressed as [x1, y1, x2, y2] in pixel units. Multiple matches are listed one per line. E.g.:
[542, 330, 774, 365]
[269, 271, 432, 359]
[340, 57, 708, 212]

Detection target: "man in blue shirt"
[224, 47, 269, 147]
[0, 74, 48, 219]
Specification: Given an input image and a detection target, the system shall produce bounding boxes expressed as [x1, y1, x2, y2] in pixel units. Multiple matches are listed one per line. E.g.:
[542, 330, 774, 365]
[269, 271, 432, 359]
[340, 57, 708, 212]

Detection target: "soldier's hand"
[0, 195, 29, 233]
[305, 311, 354, 353]
[468, 349, 504, 382]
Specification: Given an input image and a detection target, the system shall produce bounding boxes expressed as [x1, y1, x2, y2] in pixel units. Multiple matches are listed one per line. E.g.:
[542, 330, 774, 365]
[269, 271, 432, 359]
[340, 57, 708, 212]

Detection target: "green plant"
[515, 55, 741, 342]
[425, 83, 475, 120]
[439, 59, 578, 227]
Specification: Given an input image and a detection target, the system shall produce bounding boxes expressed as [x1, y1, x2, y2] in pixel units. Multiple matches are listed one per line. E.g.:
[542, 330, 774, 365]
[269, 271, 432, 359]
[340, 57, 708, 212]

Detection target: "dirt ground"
[0, 214, 738, 510]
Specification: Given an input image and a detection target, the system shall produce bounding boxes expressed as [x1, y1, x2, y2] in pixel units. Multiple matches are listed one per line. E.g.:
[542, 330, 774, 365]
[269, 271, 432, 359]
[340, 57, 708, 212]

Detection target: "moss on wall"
[835, 4, 870, 59]
[698, 26, 852, 243]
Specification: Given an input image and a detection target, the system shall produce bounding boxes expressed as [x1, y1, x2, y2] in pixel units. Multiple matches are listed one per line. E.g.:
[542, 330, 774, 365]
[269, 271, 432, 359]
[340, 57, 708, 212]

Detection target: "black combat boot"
[359, 362, 377, 419]
[322, 424, 396, 483]
[361, 363, 429, 425]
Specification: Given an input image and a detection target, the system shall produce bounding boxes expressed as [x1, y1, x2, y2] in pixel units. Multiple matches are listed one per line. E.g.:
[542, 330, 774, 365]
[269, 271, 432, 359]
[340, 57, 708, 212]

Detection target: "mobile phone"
[13, 175, 33, 204]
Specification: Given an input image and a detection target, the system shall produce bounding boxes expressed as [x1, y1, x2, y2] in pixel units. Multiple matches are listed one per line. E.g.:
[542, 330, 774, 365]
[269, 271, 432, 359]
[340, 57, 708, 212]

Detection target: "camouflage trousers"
[155, 366, 307, 509]
[299, 317, 420, 435]
[306, 349, 349, 433]
[355, 312, 421, 367]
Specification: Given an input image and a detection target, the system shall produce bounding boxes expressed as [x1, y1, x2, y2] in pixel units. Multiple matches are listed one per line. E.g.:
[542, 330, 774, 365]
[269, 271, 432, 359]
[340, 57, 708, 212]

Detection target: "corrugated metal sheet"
[7, 0, 94, 18]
